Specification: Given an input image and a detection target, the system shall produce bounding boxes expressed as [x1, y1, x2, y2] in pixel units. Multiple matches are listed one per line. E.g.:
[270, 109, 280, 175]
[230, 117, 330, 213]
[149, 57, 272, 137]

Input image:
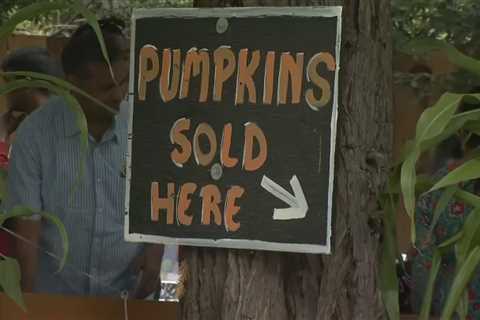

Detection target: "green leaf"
[0, 2, 65, 41]
[0, 1, 115, 80]
[1, 71, 116, 115]
[400, 149, 419, 242]
[379, 196, 400, 320]
[426, 186, 458, 242]
[0, 205, 37, 225]
[430, 158, 480, 192]
[441, 246, 480, 320]
[0, 79, 89, 156]
[455, 189, 480, 208]
[0, 257, 26, 311]
[69, 2, 116, 82]
[395, 101, 480, 166]
[38, 211, 69, 272]
[419, 249, 442, 320]
[456, 208, 480, 265]
[402, 39, 480, 76]
[0, 168, 7, 203]
[438, 231, 464, 249]
[415, 93, 463, 145]
[0, 206, 69, 272]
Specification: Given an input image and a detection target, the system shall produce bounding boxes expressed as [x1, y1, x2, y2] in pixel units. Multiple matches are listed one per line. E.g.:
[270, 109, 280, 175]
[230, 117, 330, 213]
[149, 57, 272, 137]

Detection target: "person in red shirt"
[0, 47, 63, 257]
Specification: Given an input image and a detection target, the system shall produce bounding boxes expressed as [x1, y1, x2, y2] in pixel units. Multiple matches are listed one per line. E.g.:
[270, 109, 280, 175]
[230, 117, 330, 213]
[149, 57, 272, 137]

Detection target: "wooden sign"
[125, 7, 342, 253]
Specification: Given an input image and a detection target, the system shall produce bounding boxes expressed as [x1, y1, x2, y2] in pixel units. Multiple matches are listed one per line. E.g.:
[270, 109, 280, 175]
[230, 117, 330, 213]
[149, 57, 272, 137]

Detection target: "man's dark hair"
[61, 17, 127, 78]
[1, 47, 63, 78]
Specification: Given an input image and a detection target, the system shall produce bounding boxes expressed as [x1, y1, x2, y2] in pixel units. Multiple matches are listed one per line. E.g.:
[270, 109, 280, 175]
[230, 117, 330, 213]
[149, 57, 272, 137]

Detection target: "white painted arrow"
[261, 175, 309, 220]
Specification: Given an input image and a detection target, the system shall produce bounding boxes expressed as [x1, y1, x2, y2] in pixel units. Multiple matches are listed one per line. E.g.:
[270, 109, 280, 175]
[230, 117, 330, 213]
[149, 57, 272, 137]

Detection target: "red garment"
[0, 140, 12, 256]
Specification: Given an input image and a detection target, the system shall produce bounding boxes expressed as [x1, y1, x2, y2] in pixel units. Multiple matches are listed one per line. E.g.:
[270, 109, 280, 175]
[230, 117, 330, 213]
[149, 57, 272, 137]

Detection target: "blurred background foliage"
[0, 0, 193, 36]
[392, 0, 480, 96]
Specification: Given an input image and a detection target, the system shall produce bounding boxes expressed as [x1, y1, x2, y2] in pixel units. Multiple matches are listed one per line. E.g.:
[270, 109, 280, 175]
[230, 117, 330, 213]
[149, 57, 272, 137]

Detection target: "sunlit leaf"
[441, 246, 480, 320]
[0, 257, 26, 311]
[455, 189, 480, 208]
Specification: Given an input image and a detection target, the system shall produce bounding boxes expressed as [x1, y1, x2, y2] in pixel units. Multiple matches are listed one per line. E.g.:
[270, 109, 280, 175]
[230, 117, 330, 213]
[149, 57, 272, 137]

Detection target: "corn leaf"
[455, 189, 480, 208]
[415, 93, 463, 145]
[400, 149, 419, 242]
[419, 249, 442, 320]
[430, 158, 480, 192]
[69, 2, 116, 81]
[402, 39, 480, 77]
[0, 206, 69, 272]
[0, 168, 7, 203]
[0, 2, 65, 41]
[0, 1, 115, 81]
[426, 186, 458, 242]
[441, 246, 480, 320]
[456, 208, 480, 265]
[0, 79, 88, 153]
[379, 196, 400, 320]
[0, 257, 25, 311]
[1, 71, 116, 115]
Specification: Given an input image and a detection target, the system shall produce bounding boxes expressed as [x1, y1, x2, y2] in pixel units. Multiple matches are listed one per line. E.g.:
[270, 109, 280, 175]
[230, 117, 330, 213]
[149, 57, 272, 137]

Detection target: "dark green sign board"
[125, 7, 342, 253]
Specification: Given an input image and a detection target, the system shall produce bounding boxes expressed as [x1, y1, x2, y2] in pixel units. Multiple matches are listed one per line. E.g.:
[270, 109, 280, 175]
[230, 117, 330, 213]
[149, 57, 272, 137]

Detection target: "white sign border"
[124, 6, 342, 254]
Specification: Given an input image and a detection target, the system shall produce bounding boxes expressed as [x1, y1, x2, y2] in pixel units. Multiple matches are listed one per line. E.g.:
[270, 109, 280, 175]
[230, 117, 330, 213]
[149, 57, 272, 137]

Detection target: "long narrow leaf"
[0, 2, 65, 41]
[395, 104, 480, 166]
[0, 168, 7, 203]
[400, 149, 419, 242]
[415, 93, 462, 145]
[441, 247, 480, 320]
[379, 195, 400, 320]
[402, 39, 480, 76]
[430, 158, 480, 192]
[1, 71, 116, 115]
[419, 249, 442, 320]
[0, 257, 26, 311]
[0, 79, 88, 151]
[0, 206, 69, 272]
[426, 186, 458, 242]
[69, 3, 116, 81]
[455, 189, 480, 208]
[456, 208, 480, 265]
[0, 1, 115, 80]
[38, 211, 69, 271]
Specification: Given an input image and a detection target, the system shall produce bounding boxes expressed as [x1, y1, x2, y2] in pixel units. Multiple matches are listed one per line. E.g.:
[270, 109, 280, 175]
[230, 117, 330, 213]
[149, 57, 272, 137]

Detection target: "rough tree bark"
[181, 1, 393, 319]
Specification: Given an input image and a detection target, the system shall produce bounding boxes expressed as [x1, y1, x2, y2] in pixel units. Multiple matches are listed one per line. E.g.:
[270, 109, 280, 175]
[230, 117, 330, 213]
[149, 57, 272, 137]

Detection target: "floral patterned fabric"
[411, 162, 480, 318]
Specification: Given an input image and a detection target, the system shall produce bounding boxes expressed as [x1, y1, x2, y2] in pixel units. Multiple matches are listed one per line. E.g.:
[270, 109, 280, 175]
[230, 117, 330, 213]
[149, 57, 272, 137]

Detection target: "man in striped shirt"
[5, 18, 162, 297]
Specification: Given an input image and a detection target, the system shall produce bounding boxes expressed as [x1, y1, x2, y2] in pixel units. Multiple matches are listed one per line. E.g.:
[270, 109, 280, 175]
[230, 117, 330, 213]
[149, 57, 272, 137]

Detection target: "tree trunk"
[182, 1, 393, 319]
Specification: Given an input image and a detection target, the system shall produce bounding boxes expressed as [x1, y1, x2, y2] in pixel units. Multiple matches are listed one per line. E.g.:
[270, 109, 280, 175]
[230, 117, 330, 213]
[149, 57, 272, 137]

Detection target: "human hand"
[132, 244, 164, 299]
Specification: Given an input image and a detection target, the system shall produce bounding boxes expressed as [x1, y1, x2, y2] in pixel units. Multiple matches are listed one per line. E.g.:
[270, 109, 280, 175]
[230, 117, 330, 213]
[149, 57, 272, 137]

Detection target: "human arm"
[132, 244, 164, 299]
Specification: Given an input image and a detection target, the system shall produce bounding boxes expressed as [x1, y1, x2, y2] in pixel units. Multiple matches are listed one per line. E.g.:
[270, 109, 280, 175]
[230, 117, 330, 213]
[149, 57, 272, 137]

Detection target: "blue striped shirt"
[5, 96, 142, 296]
